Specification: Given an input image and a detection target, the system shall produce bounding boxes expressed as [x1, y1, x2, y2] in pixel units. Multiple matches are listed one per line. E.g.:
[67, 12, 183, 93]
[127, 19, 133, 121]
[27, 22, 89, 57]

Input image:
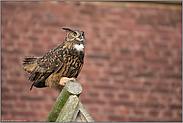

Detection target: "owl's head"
[63, 28, 85, 43]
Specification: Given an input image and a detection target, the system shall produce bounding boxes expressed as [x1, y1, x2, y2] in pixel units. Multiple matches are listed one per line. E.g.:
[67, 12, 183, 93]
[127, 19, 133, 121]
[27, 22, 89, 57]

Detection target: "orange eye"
[72, 32, 77, 36]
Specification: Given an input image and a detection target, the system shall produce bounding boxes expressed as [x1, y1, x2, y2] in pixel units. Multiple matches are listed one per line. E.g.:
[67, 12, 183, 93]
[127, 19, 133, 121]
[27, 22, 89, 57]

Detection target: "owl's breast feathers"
[23, 41, 85, 91]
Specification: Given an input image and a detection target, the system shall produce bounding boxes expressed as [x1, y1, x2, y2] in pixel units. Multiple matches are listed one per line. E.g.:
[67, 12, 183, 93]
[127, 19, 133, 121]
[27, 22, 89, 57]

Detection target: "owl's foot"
[59, 77, 78, 86]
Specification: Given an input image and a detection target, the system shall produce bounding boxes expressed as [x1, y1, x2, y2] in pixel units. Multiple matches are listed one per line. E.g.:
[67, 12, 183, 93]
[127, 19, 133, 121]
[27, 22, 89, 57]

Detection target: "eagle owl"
[23, 28, 85, 92]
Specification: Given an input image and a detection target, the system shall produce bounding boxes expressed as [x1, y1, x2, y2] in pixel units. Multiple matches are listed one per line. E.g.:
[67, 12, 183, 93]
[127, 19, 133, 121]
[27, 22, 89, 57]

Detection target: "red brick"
[1, 110, 8, 116]
[163, 111, 173, 117]
[2, 40, 15, 47]
[15, 103, 26, 108]
[44, 104, 54, 111]
[2, 48, 22, 55]
[123, 87, 147, 93]
[146, 95, 158, 101]
[6, 79, 20, 85]
[29, 50, 45, 56]
[170, 43, 182, 50]
[144, 57, 169, 65]
[1, 103, 13, 108]
[104, 93, 114, 98]
[89, 92, 99, 97]
[133, 94, 144, 100]
[80, 4, 96, 15]
[18, 80, 31, 86]
[32, 28, 43, 34]
[9, 71, 21, 78]
[160, 73, 182, 80]
[6, 57, 20, 64]
[87, 54, 110, 60]
[140, 102, 165, 109]
[93, 100, 105, 105]
[20, 95, 46, 101]
[40, 112, 49, 119]
[110, 100, 136, 107]
[80, 83, 90, 89]
[148, 110, 159, 117]
[17, 42, 30, 48]
[176, 111, 182, 119]
[10, 33, 19, 39]
[2, 87, 10, 93]
[119, 108, 129, 115]
[172, 59, 182, 66]
[42, 88, 55, 95]
[11, 111, 36, 117]
[118, 93, 129, 99]
[128, 117, 150, 122]
[99, 78, 109, 84]
[171, 82, 182, 88]
[108, 115, 125, 122]
[89, 107, 99, 112]
[41, 21, 64, 27]
[134, 72, 154, 78]
[12, 87, 24, 93]
[27, 36, 38, 42]
[30, 103, 41, 110]
[134, 49, 146, 57]
[134, 110, 144, 115]
[143, 81, 153, 86]
[81, 99, 93, 104]
[169, 104, 182, 110]
[2, 2, 17, 10]
[114, 78, 125, 85]
[2, 94, 17, 101]
[93, 85, 116, 90]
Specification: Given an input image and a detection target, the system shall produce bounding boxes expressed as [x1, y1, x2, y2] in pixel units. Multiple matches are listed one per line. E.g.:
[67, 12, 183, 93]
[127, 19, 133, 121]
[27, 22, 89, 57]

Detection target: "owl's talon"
[73, 77, 79, 81]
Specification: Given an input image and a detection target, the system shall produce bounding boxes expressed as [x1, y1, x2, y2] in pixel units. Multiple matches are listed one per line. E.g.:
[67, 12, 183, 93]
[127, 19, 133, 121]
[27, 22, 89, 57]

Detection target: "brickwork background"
[1, 1, 182, 122]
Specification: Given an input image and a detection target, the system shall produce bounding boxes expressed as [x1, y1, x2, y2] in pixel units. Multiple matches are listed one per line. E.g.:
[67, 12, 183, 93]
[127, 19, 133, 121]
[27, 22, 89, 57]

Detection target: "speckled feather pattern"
[23, 28, 85, 91]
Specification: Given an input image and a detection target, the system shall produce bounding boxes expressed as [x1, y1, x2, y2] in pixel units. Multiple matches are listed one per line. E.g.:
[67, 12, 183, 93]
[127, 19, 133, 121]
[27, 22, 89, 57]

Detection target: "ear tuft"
[62, 28, 74, 33]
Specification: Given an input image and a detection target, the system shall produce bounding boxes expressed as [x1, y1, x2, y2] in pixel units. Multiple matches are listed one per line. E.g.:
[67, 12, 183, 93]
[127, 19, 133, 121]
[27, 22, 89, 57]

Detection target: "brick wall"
[1, 1, 182, 122]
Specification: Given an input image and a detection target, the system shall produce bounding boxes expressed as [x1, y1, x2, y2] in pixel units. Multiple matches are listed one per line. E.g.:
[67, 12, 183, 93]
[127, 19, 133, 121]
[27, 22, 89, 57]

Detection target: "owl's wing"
[29, 45, 66, 84]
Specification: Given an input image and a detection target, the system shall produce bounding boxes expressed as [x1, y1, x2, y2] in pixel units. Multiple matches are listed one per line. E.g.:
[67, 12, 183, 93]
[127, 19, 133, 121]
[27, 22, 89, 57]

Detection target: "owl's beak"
[78, 35, 82, 39]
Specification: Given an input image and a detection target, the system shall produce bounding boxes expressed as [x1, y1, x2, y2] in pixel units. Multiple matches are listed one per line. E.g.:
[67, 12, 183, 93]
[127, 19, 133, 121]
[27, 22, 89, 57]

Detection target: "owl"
[22, 28, 85, 92]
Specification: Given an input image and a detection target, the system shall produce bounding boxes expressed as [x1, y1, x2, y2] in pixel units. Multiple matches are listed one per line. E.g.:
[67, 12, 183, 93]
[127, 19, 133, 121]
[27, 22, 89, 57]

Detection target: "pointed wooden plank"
[55, 95, 80, 122]
[71, 101, 95, 122]
[77, 101, 95, 122]
[74, 110, 88, 122]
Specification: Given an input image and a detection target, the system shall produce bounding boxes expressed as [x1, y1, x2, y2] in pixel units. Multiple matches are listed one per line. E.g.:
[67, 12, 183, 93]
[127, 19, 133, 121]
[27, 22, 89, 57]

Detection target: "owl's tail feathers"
[22, 56, 41, 73]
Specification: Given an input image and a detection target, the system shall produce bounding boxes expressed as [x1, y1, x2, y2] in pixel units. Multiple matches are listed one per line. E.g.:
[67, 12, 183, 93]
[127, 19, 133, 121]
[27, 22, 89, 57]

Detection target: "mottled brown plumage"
[23, 28, 85, 91]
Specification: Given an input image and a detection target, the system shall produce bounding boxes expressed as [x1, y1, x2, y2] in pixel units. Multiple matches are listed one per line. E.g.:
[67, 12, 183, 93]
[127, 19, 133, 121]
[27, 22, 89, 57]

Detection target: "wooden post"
[56, 95, 80, 122]
[45, 80, 94, 122]
[45, 81, 82, 122]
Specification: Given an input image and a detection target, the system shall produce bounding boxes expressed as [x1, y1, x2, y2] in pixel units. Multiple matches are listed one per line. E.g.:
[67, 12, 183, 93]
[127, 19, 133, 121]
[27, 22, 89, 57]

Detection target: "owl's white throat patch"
[74, 44, 84, 51]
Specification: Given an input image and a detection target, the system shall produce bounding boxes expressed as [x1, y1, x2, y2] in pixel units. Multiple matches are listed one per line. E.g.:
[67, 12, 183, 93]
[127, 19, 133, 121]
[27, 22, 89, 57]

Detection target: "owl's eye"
[72, 32, 77, 37]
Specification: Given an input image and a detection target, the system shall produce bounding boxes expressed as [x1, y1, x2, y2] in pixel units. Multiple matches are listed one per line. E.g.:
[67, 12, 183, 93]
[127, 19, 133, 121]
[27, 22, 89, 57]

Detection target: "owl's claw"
[73, 77, 79, 81]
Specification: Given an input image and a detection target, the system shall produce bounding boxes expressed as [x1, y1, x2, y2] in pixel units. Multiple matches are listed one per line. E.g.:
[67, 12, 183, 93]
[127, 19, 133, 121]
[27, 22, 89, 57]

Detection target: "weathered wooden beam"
[55, 95, 80, 122]
[55, 95, 95, 122]
[45, 81, 82, 122]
